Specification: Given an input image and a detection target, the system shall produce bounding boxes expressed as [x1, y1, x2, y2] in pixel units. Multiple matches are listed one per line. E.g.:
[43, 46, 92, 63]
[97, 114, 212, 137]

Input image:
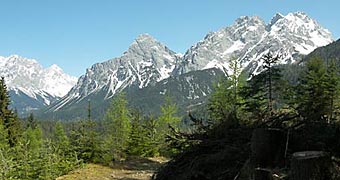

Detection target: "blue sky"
[0, 0, 339, 77]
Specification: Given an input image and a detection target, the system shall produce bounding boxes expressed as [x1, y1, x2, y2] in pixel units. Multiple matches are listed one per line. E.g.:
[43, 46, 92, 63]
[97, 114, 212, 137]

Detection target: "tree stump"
[291, 151, 331, 180]
[254, 168, 273, 180]
[251, 128, 285, 168]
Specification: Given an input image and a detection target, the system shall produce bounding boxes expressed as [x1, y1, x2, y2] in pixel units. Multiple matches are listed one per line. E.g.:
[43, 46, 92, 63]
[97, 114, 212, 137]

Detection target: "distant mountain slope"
[40, 68, 224, 120]
[303, 39, 340, 62]
[0, 55, 77, 114]
[40, 12, 334, 120]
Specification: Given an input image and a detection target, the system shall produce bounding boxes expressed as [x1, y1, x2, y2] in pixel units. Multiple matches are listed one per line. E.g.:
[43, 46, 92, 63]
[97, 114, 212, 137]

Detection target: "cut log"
[291, 151, 331, 180]
[251, 128, 285, 168]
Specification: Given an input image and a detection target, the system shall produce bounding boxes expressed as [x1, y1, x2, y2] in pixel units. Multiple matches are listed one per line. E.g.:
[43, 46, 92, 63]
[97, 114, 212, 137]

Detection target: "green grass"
[56, 157, 167, 180]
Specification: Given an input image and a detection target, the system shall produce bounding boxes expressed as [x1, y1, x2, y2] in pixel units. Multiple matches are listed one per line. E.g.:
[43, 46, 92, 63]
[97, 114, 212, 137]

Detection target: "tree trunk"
[291, 151, 331, 180]
[251, 128, 285, 168]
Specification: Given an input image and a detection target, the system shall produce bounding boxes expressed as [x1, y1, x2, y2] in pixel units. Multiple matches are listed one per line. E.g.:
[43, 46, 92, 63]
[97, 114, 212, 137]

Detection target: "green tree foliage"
[295, 57, 340, 123]
[240, 53, 283, 122]
[53, 122, 70, 155]
[0, 122, 15, 179]
[207, 58, 245, 125]
[70, 119, 99, 163]
[15, 127, 43, 179]
[27, 113, 37, 129]
[127, 110, 159, 157]
[0, 77, 21, 147]
[67, 99, 97, 163]
[0, 77, 80, 179]
[296, 57, 327, 122]
[323, 59, 340, 122]
[158, 94, 181, 156]
[103, 93, 131, 162]
[47, 123, 80, 178]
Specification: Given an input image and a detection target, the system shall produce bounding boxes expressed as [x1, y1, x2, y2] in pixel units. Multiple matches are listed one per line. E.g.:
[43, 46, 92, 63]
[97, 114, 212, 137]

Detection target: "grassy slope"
[57, 157, 167, 180]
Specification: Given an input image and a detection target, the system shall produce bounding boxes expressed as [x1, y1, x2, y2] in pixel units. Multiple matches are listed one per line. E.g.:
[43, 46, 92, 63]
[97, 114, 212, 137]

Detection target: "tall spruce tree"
[323, 59, 340, 122]
[0, 77, 21, 147]
[0, 122, 14, 179]
[261, 53, 281, 117]
[207, 58, 245, 125]
[127, 110, 153, 157]
[240, 52, 282, 122]
[295, 57, 328, 122]
[103, 93, 131, 162]
[158, 94, 181, 156]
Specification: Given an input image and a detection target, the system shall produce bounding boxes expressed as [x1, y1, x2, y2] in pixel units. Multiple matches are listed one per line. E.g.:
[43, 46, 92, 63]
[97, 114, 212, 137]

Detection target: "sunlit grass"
[57, 157, 167, 180]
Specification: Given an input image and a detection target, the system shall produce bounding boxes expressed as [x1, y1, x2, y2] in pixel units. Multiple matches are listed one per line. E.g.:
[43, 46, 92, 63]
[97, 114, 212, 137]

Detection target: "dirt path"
[57, 157, 167, 180]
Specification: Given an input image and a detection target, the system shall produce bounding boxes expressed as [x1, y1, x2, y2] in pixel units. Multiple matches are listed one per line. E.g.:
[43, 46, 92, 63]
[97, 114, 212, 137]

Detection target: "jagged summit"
[47, 64, 63, 71]
[0, 55, 77, 98]
[0, 55, 77, 114]
[174, 11, 333, 76]
[47, 33, 179, 112]
[234, 15, 264, 26]
[135, 33, 155, 42]
[268, 13, 284, 28]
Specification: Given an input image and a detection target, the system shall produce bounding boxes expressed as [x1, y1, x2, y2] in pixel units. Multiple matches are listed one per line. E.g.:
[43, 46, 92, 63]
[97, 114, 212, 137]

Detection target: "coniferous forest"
[0, 75, 182, 179]
[2, 51, 340, 179]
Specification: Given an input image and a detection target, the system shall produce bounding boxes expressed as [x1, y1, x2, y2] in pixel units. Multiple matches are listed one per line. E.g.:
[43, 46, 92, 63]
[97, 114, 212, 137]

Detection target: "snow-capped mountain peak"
[174, 12, 333, 76]
[47, 64, 63, 72]
[50, 34, 179, 111]
[134, 33, 155, 42]
[0, 55, 77, 100]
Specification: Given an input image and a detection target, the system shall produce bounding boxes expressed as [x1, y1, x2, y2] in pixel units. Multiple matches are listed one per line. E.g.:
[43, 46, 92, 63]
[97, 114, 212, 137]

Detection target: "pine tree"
[53, 122, 70, 156]
[261, 53, 281, 117]
[69, 119, 98, 163]
[27, 113, 37, 129]
[144, 115, 160, 157]
[103, 93, 131, 162]
[207, 58, 245, 125]
[295, 56, 328, 122]
[158, 94, 181, 156]
[208, 78, 235, 123]
[240, 73, 268, 122]
[0, 77, 21, 147]
[52, 122, 81, 175]
[158, 94, 181, 129]
[323, 59, 340, 122]
[127, 110, 150, 157]
[0, 122, 14, 180]
[16, 127, 43, 179]
[229, 57, 244, 117]
[240, 53, 283, 123]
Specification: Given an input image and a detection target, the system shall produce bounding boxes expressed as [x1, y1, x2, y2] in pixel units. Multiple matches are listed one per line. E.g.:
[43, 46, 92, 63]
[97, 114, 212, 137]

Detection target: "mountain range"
[0, 55, 77, 114]
[0, 12, 335, 119]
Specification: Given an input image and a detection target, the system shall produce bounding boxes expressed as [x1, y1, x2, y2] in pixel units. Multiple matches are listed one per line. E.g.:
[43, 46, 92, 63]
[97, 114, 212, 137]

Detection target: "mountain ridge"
[38, 12, 334, 120]
[0, 55, 77, 114]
